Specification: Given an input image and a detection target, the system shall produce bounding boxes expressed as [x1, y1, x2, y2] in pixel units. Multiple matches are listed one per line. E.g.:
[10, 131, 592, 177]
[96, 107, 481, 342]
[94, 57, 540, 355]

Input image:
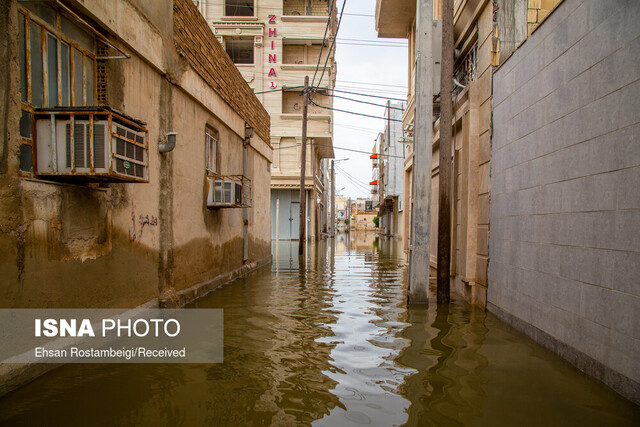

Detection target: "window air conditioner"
[35, 109, 148, 182]
[206, 177, 245, 208]
[36, 119, 110, 175]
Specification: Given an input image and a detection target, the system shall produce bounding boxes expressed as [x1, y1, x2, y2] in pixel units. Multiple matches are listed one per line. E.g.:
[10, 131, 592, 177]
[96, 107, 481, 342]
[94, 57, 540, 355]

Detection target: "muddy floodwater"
[1, 234, 638, 426]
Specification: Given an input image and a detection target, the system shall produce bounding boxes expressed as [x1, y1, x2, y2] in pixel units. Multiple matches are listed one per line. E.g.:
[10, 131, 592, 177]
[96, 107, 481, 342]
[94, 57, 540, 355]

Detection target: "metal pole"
[331, 160, 335, 237]
[408, 0, 434, 304]
[276, 198, 280, 241]
[437, 0, 453, 304]
[243, 145, 248, 262]
[298, 76, 309, 254]
[311, 139, 317, 241]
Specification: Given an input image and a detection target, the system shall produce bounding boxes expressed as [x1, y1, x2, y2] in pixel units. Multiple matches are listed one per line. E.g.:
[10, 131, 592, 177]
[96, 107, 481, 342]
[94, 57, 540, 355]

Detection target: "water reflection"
[0, 237, 638, 426]
[399, 301, 489, 426]
[313, 235, 414, 426]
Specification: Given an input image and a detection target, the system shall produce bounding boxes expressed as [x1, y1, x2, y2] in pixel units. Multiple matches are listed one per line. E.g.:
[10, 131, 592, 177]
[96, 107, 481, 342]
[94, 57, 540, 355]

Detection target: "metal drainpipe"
[243, 144, 248, 263]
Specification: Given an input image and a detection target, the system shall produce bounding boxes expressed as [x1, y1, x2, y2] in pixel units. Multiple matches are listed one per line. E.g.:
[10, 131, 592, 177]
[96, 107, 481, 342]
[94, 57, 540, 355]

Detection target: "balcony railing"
[454, 41, 478, 95]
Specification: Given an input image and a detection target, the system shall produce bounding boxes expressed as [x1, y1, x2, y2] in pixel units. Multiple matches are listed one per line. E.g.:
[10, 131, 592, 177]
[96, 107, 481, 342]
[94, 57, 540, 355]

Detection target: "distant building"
[195, 0, 337, 241]
[375, 101, 405, 238]
[0, 0, 272, 308]
[352, 198, 377, 231]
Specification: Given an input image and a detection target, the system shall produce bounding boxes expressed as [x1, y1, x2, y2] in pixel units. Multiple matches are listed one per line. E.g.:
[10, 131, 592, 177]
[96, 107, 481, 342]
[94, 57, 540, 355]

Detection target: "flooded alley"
[0, 235, 638, 426]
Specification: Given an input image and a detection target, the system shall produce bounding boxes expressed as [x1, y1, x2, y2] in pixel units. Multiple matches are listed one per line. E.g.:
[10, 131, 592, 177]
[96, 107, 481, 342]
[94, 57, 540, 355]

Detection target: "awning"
[369, 153, 379, 159]
[369, 180, 378, 185]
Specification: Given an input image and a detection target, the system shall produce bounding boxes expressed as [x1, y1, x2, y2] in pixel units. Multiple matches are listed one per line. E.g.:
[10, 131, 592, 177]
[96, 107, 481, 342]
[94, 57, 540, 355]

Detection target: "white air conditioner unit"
[206, 177, 245, 208]
[36, 119, 110, 174]
[35, 110, 148, 182]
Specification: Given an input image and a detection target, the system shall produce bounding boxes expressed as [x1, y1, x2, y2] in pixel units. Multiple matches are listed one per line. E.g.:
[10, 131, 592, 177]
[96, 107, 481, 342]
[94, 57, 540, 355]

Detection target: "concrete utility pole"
[299, 76, 309, 255]
[330, 160, 335, 237]
[408, 0, 434, 304]
[311, 139, 317, 241]
[437, 0, 453, 304]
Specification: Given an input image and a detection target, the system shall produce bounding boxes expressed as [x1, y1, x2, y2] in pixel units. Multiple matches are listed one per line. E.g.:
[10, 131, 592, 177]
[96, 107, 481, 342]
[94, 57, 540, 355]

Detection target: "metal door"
[289, 190, 300, 240]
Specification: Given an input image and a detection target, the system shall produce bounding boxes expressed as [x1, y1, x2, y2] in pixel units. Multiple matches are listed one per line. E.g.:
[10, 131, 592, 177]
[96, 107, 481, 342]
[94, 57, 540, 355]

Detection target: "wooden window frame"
[18, 4, 97, 175]
[205, 127, 219, 176]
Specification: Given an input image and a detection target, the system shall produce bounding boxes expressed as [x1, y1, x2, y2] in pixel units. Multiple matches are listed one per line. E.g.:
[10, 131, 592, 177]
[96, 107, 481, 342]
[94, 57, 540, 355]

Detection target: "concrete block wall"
[489, 0, 640, 403]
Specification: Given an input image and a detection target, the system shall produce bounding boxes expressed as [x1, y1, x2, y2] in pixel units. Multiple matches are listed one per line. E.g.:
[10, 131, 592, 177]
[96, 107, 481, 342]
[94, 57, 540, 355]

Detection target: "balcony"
[375, 0, 416, 38]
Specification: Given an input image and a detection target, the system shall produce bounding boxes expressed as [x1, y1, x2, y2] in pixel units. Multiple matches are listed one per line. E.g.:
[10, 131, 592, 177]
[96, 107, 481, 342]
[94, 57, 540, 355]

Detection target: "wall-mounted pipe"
[159, 132, 177, 153]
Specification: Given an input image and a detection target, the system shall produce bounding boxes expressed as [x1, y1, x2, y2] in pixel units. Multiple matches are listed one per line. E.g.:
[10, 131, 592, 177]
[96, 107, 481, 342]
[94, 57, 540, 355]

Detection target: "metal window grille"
[454, 41, 478, 95]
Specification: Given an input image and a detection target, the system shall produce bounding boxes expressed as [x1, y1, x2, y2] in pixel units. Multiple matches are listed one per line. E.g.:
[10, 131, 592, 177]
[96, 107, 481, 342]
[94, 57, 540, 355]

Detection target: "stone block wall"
[489, 0, 640, 403]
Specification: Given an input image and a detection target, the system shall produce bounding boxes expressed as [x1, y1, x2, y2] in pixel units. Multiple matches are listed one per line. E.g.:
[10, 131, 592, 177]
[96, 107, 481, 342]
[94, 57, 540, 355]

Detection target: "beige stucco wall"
[0, 0, 271, 308]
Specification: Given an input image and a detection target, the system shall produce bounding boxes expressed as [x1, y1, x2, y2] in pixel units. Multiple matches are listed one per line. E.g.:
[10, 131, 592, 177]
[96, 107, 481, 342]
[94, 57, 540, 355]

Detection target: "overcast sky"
[331, 0, 408, 200]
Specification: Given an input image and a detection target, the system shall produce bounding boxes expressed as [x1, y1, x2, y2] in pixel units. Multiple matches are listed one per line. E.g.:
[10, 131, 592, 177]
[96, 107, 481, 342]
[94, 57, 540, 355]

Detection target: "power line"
[334, 123, 380, 133]
[272, 141, 404, 159]
[335, 165, 374, 190]
[342, 12, 374, 17]
[253, 85, 303, 95]
[336, 169, 371, 192]
[337, 42, 407, 48]
[336, 85, 407, 94]
[332, 145, 404, 159]
[331, 88, 406, 101]
[314, 141, 405, 159]
[336, 79, 407, 89]
[313, 0, 347, 94]
[309, 99, 404, 122]
[336, 38, 406, 45]
[317, 91, 405, 110]
[253, 85, 407, 99]
[310, 0, 336, 89]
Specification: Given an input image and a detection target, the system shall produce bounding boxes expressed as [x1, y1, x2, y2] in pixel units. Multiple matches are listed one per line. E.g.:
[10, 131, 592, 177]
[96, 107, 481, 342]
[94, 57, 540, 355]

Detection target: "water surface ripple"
[0, 235, 638, 426]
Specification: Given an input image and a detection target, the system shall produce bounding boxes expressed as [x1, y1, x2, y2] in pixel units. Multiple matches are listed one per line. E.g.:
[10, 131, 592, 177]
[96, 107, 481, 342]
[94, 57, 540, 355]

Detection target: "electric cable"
[330, 88, 406, 101]
[308, 99, 404, 122]
[310, 0, 336, 89]
[316, 91, 405, 110]
[312, 0, 347, 94]
[335, 165, 375, 190]
[272, 141, 405, 159]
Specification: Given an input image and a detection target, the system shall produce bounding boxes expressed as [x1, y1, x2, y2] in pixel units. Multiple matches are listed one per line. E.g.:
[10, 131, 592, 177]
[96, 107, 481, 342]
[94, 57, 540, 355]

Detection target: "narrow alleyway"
[0, 235, 637, 426]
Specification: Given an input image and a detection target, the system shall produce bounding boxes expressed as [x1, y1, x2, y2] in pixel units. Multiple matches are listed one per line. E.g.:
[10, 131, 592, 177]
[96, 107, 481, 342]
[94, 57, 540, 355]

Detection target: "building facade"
[377, 0, 638, 405]
[378, 0, 493, 307]
[353, 198, 378, 232]
[196, 0, 336, 241]
[375, 101, 406, 238]
[0, 0, 272, 309]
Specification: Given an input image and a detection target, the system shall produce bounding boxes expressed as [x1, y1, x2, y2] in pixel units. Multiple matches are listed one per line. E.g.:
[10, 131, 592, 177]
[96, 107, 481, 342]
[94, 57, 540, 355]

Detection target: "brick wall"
[489, 0, 640, 403]
[173, 0, 270, 144]
[527, 0, 563, 35]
